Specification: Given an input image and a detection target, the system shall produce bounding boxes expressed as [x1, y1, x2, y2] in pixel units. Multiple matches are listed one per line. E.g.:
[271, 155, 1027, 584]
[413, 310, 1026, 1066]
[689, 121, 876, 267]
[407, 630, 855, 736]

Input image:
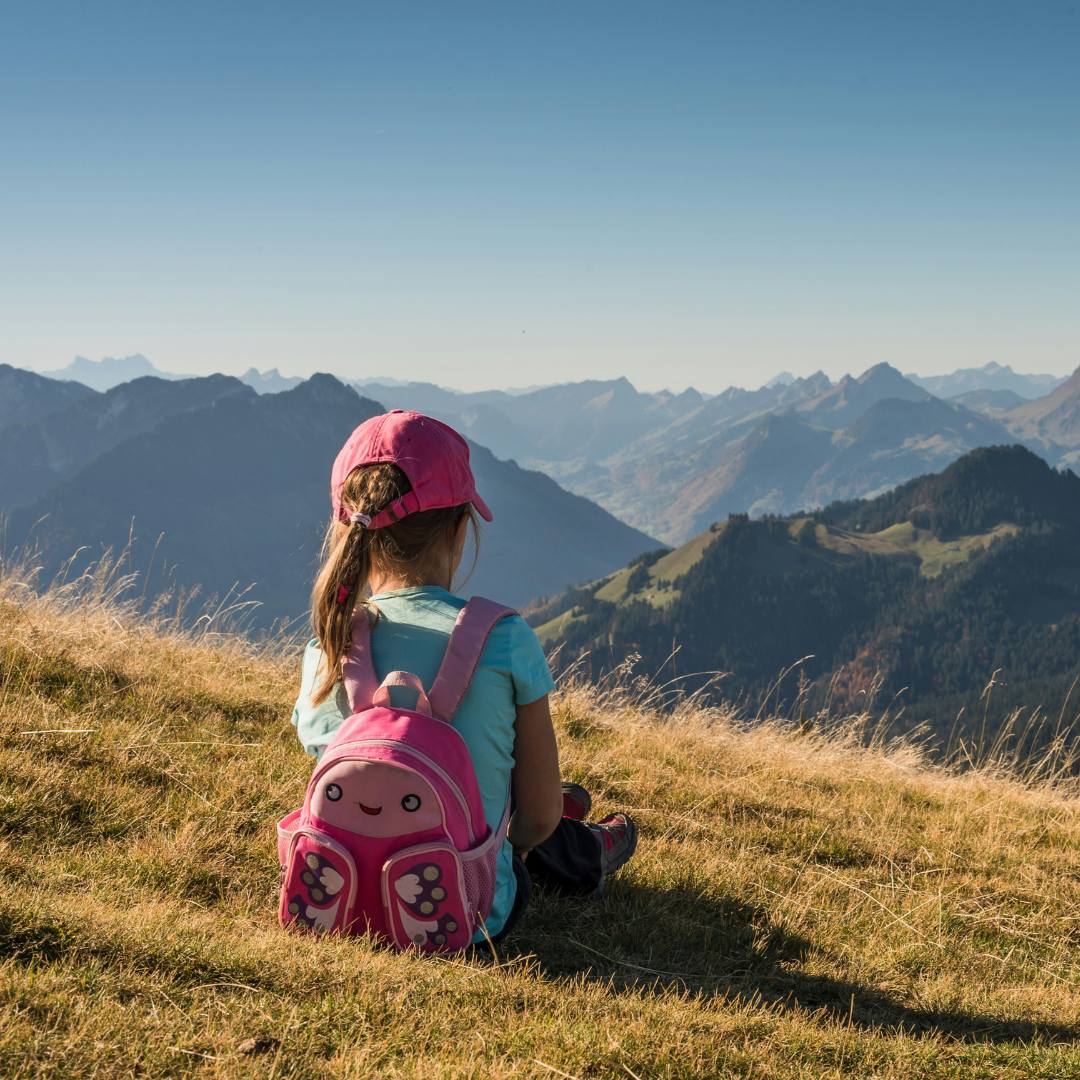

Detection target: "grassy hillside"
[4, 572, 1080, 1076]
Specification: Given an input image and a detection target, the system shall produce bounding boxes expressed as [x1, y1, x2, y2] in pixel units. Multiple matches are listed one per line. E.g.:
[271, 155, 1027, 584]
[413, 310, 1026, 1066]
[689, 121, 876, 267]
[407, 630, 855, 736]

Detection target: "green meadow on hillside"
[530, 447, 1080, 739]
[5, 569, 1080, 1077]
[532, 516, 1022, 640]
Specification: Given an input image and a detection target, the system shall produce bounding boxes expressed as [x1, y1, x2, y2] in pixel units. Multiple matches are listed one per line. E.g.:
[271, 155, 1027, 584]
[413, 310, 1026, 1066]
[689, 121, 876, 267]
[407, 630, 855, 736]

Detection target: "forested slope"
[534, 445, 1080, 741]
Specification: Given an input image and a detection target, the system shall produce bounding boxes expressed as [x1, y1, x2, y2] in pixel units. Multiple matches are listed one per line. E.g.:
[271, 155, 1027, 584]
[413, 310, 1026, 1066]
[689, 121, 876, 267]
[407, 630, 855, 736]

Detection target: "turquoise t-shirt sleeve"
[508, 617, 556, 705]
[291, 639, 351, 758]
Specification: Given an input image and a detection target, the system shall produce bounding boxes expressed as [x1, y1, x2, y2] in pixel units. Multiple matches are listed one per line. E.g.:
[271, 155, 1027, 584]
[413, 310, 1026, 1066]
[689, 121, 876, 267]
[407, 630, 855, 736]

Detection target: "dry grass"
[3, 562, 1080, 1077]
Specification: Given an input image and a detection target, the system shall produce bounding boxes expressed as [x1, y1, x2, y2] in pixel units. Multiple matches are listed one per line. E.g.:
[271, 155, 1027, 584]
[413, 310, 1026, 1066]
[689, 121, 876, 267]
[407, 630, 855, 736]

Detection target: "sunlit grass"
[3, 557, 1080, 1077]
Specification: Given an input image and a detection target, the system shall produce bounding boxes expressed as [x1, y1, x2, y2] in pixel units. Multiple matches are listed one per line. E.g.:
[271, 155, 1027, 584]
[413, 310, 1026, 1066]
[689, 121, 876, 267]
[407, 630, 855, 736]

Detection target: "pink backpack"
[277, 596, 515, 952]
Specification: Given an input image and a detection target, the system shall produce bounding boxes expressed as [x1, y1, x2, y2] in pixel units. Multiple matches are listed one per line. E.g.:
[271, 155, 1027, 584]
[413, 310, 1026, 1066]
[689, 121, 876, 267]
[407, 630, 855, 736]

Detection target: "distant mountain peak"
[40, 354, 188, 391]
[857, 362, 912, 386]
[792, 364, 927, 429]
[907, 363, 1068, 401]
[763, 371, 795, 389]
[267, 372, 376, 419]
[798, 371, 833, 392]
[301, 371, 351, 392]
[239, 368, 305, 395]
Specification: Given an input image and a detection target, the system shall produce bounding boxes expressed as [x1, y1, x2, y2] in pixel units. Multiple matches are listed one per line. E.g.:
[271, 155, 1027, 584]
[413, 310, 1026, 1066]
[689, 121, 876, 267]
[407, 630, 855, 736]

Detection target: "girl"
[291, 409, 638, 942]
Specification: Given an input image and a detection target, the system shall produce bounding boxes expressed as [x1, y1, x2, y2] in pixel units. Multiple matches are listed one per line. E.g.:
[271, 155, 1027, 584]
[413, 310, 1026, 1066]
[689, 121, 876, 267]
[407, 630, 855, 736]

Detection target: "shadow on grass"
[501, 879, 1080, 1046]
[5, 879, 1076, 1046]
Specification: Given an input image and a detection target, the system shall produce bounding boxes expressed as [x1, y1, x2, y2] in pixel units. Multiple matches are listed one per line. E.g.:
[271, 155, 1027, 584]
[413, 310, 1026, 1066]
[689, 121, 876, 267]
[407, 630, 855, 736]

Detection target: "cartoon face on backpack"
[309, 759, 442, 837]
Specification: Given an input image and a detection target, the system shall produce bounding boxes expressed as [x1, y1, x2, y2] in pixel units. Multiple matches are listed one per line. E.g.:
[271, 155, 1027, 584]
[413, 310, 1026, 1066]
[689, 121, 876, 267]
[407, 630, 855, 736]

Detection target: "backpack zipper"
[320, 739, 476, 841]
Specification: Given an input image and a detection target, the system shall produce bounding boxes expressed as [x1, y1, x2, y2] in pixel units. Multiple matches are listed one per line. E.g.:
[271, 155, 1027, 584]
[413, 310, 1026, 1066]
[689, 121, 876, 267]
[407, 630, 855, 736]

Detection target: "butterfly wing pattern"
[280, 833, 356, 936]
[383, 847, 472, 952]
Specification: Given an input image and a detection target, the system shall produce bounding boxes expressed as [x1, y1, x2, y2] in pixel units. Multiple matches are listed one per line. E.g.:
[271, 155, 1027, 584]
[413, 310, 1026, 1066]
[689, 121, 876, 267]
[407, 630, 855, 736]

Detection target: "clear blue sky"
[1, 1, 1077, 393]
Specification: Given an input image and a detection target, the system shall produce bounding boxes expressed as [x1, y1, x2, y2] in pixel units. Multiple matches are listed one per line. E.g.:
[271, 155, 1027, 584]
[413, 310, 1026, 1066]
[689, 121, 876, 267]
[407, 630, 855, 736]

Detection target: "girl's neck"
[367, 515, 468, 596]
[368, 569, 450, 595]
[368, 551, 457, 596]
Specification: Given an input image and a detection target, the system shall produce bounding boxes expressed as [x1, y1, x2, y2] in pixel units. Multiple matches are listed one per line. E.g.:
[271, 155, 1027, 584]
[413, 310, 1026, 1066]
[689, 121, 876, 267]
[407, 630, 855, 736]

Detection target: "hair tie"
[337, 585, 350, 604]
[349, 511, 372, 527]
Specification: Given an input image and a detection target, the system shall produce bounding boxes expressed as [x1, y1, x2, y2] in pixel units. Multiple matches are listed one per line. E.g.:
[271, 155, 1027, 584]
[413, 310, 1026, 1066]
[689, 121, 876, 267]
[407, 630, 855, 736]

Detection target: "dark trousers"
[489, 816, 602, 943]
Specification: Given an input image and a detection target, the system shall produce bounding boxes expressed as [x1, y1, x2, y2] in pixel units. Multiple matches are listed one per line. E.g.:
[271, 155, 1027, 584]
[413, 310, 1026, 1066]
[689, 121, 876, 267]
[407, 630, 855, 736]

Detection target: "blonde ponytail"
[309, 462, 479, 705]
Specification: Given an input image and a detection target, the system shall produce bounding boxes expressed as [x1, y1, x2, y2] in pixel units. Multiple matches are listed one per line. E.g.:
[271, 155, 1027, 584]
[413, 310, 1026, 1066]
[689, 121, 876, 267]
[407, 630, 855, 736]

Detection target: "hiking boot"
[561, 781, 592, 821]
[586, 812, 638, 879]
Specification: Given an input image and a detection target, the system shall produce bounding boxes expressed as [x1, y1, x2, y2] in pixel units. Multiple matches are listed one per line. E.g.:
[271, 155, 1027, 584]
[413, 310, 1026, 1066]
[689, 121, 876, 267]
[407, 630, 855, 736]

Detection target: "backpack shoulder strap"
[428, 597, 518, 722]
[341, 606, 380, 713]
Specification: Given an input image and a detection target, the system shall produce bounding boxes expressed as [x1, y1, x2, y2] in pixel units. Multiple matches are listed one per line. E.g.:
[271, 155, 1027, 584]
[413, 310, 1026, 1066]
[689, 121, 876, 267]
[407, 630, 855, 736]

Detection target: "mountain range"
[528, 445, 1080, 740]
[344, 362, 1080, 546]
[38, 354, 417, 394]
[10, 354, 1080, 739]
[12, 353, 1080, 567]
[906, 361, 1067, 400]
[0, 374, 655, 624]
[40, 353, 189, 390]
[0, 374, 245, 509]
[998, 367, 1080, 465]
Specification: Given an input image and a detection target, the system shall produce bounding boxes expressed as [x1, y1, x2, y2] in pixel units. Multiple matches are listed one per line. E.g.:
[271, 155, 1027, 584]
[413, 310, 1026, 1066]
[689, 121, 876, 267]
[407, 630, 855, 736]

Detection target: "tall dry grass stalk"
[2, 561, 1080, 1077]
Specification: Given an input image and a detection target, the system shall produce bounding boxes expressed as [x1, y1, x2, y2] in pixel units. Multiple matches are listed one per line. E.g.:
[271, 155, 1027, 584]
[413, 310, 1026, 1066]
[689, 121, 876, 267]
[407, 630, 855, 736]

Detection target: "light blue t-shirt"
[291, 585, 556, 940]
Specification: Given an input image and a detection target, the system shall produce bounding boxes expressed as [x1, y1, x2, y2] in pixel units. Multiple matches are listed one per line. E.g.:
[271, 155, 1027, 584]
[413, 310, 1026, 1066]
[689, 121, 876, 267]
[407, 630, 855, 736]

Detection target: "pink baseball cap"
[331, 410, 493, 528]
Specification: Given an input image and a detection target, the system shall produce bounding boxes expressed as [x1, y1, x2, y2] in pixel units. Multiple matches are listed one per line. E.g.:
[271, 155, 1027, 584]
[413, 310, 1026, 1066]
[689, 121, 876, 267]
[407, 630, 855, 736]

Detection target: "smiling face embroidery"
[310, 760, 442, 837]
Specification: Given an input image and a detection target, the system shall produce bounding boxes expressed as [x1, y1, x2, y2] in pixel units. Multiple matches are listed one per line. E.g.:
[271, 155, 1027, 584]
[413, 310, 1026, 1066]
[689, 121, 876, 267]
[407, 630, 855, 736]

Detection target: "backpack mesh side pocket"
[460, 832, 501, 929]
[460, 793, 512, 931]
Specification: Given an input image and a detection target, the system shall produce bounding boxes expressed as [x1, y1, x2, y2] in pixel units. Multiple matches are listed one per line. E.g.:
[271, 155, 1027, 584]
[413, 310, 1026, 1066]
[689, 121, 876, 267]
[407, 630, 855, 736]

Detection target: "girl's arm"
[508, 694, 563, 857]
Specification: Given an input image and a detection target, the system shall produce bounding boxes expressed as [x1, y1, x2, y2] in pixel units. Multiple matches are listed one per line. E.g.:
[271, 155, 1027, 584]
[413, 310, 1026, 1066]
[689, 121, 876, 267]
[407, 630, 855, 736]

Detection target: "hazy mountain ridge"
[947, 388, 1028, 414]
[792, 363, 929, 427]
[801, 395, 1019, 506]
[0, 374, 246, 509]
[350, 376, 706, 466]
[240, 367, 305, 394]
[563, 366, 1033, 544]
[4, 375, 656, 623]
[0, 364, 97, 429]
[1001, 367, 1080, 456]
[907, 361, 1067, 400]
[12, 356, 1080, 553]
[40, 354, 188, 390]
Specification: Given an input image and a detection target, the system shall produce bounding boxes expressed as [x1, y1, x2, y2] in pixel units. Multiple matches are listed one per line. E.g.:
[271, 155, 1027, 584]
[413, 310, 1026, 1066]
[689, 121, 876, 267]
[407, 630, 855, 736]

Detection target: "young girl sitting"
[291, 409, 638, 942]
